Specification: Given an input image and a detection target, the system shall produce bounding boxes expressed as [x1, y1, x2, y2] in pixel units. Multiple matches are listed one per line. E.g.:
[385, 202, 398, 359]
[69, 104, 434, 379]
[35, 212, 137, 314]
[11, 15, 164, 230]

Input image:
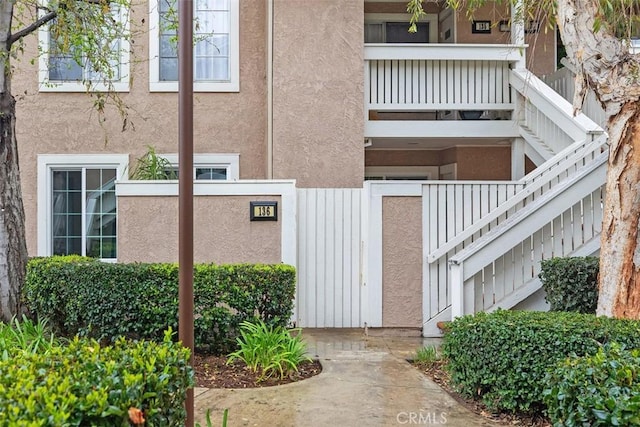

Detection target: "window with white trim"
[38, 155, 129, 259]
[38, 7, 130, 92]
[161, 153, 240, 180]
[364, 13, 438, 44]
[149, 0, 239, 92]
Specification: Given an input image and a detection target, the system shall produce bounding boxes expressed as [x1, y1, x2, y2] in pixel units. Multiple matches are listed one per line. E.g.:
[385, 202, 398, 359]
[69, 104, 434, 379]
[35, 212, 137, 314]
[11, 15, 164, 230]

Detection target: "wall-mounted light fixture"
[525, 20, 540, 33]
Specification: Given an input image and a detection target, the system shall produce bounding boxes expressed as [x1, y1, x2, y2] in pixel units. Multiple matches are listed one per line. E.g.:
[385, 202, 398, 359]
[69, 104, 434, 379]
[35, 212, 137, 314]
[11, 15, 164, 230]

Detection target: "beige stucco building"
[15, 1, 601, 335]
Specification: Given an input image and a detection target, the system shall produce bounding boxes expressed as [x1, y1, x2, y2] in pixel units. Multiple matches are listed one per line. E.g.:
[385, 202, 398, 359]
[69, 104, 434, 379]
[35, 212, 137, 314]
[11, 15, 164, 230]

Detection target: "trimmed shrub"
[539, 256, 599, 313]
[23, 257, 296, 353]
[544, 343, 640, 426]
[442, 310, 640, 413]
[0, 329, 192, 426]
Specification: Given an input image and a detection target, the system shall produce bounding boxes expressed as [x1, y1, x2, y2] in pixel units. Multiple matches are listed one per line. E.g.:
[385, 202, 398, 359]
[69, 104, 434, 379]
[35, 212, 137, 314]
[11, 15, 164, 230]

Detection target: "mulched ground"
[193, 353, 322, 389]
[412, 360, 551, 426]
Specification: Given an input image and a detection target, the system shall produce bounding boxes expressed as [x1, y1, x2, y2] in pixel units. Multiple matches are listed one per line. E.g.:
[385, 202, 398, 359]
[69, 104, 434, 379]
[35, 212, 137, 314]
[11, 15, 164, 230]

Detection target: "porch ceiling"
[366, 137, 512, 150]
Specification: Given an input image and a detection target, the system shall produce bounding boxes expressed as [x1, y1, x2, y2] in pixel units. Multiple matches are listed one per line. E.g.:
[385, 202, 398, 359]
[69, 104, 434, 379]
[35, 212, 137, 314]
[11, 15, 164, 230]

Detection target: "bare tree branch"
[10, 10, 57, 45]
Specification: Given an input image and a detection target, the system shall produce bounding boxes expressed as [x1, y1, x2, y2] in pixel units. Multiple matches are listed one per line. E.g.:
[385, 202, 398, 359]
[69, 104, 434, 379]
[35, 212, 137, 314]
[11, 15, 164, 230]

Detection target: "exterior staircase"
[421, 68, 607, 335]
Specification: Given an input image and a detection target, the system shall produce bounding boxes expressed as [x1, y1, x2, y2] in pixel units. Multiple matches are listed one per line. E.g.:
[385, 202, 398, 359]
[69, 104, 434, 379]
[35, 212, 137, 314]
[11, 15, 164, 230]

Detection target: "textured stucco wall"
[272, 0, 364, 188]
[14, 2, 268, 255]
[366, 146, 511, 180]
[382, 197, 422, 328]
[455, 146, 511, 180]
[366, 150, 443, 166]
[455, 4, 556, 76]
[117, 195, 281, 264]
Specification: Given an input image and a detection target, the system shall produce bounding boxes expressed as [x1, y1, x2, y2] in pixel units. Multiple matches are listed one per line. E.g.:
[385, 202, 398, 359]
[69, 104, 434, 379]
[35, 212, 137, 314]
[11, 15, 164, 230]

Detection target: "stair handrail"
[511, 68, 603, 142]
[427, 134, 608, 262]
[449, 150, 608, 317]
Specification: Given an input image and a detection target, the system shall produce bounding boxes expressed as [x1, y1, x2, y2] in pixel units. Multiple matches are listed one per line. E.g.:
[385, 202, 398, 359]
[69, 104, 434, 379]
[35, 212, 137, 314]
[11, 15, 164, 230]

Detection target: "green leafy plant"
[442, 310, 640, 413]
[0, 315, 58, 359]
[544, 343, 640, 426]
[196, 408, 229, 427]
[0, 328, 192, 425]
[23, 257, 296, 354]
[414, 345, 440, 365]
[539, 256, 599, 313]
[227, 320, 312, 381]
[130, 145, 176, 180]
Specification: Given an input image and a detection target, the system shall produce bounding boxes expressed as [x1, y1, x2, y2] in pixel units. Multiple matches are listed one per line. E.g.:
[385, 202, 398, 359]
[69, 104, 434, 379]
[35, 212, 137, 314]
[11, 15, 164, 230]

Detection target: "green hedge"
[539, 256, 599, 313]
[544, 343, 640, 426]
[23, 256, 296, 353]
[442, 310, 640, 413]
[0, 330, 192, 426]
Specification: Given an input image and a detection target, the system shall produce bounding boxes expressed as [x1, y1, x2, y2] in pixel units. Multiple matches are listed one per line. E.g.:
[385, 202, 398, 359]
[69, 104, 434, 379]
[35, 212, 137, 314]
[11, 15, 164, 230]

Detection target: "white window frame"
[148, 0, 240, 92]
[38, 7, 131, 92]
[161, 153, 240, 180]
[37, 154, 129, 258]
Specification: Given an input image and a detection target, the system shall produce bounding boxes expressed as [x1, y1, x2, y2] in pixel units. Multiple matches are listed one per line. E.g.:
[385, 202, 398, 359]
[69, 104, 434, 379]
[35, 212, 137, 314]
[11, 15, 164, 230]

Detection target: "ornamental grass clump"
[227, 319, 312, 381]
[0, 316, 58, 358]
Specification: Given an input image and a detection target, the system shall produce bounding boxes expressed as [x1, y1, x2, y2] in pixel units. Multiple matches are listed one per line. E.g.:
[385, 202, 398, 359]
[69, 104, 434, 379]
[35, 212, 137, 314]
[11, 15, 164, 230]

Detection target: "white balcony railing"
[364, 44, 524, 113]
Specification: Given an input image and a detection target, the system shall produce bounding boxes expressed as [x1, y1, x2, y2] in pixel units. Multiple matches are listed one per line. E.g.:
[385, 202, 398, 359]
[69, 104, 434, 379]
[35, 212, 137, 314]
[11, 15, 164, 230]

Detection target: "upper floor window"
[38, 6, 130, 92]
[364, 13, 438, 44]
[149, 0, 239, 92]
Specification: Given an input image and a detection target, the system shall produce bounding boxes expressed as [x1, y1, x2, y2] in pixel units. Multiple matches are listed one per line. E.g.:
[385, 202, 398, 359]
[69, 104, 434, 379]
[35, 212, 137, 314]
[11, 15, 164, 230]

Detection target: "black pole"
[178, 0, 194, 425]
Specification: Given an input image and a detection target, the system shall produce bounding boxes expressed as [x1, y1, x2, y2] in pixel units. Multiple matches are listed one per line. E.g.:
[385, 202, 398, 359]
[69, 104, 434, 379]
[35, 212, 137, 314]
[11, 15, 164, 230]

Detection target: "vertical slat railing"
[449, 153, 607, 318]
[364, 45, 523, 111]
[423, 182, 524, 319]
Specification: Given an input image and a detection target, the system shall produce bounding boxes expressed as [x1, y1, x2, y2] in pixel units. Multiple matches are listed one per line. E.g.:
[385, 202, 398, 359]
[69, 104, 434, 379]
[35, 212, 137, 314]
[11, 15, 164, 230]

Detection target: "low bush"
[544, 343, 640, 426]
[24, 257, 296, 353]
[539, 256, 599, 313]
[0, 329, 193, 426]
[227, 320, 311, 381]
[442, 310, 640, 413]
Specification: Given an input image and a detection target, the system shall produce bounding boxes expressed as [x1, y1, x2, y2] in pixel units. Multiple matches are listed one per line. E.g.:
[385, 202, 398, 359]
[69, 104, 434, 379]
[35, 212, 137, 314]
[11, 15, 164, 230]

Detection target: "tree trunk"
[0, 91, 27, 322]
[597, 104, 640, 318]
[0, 1, 27, 321]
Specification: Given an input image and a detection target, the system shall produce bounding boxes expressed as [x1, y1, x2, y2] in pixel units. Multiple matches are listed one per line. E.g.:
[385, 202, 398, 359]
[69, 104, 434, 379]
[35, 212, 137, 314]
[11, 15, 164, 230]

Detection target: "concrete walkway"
[194, 329, 494, 427]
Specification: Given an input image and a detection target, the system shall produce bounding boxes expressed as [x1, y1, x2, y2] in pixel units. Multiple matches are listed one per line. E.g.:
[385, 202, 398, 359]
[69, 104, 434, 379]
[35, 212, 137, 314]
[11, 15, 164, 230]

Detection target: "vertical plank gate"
[296, 188, 363, 328]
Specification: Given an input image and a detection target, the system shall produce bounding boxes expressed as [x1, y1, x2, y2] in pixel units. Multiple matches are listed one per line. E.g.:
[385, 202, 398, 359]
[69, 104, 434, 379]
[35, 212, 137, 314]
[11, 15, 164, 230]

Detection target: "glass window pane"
[67, 171, 82, 191]
[385, 22, 429, 43]
[160, 35, 178, 57]
[68, 238, 82, 255]
[196, 167, 227, 180]
[86, 169, 101, 191]
[49, 56, 83, 81]
[160, 58, 178, 80]
[159, 0, 176, 13]
[210, 57, 229, 80]
[195, 58, 213, 80]
[103, 237, 117, 258]
[67, 214, 82, 236]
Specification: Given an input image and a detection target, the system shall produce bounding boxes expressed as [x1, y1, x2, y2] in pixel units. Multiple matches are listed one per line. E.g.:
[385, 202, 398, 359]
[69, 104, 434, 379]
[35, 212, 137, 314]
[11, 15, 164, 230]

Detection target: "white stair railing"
[428, 135, 608, 264]
[421, 70, 606, 329]
[449, 151, 607, 317]
[511, 69, 603, 157]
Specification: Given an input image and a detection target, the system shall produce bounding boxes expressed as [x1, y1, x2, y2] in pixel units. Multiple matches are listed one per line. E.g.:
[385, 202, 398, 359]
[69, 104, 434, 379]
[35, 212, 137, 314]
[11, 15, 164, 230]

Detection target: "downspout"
[267, 0, 274, 179]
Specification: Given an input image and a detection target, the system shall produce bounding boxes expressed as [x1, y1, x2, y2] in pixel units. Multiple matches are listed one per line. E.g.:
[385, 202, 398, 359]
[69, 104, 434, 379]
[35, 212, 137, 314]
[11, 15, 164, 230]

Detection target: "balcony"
[364, 44, 525, 139]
